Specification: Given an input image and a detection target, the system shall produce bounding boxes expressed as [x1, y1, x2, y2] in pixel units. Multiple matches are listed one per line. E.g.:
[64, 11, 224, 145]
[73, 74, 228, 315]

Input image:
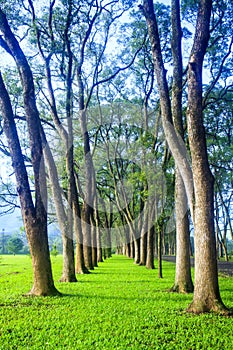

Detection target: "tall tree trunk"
[42, 141, 77, 283]
[184, 0, 228, 313]
[157, 227, 162, 278]
[0, 59, 58, 297]
[82, 202, 94, 270]
[139, 232, 147, 266]
[146, 225, 155, 269]
[142, 0, 194, 221]
[95, 209, 103, 263]
[139, 202, 148, 266]
[91, 211, 98, 267]
[171, 0, 193, 293]
[134, 237, 141, 264]
[79, 109, 94, 270]
[172, 172, 193, 292]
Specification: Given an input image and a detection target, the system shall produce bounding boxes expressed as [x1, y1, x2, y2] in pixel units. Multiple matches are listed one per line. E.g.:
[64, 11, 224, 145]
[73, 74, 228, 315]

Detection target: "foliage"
[6, 236, 24, 254]
[50, 242, 58, 257]
[0, 255, 233, 349]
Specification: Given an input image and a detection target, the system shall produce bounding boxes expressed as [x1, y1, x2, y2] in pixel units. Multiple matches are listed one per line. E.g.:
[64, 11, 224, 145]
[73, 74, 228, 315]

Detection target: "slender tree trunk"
[59, 236, 76, 282]
[139, 232, 147, 266]
[142, 0, 194, 220]
[96, 215, 103, 263]
[146, 225, 155, 269]
[82, 202, 94, 270]
[134, 236, 140, 264]
[170, 0, 193, 293]
[79, 109, 95, 270]
[130, 240, 135, 259]
[42, 137, 77, 283]
[0, 51, 59, 297]
[91, 222, 98, 267]
[75, 240, 88, 274]
[157, 228, 162, 278]
[172, 172, 193, 292]
[139, 202, 148, 266]
[185, 0, 228, 313]
[187, 166, 223, 312]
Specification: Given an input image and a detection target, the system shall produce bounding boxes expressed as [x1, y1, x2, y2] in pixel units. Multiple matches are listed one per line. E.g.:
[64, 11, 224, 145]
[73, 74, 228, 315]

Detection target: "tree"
[170, 0, 193, 293]
[204, 89, 233, 260]
[0, 228, 10, 254]
[142, 0, 229, 313]
[50, 242, 59, 258]
[0, 9, 60, 296]
[6, 236, 23, 254]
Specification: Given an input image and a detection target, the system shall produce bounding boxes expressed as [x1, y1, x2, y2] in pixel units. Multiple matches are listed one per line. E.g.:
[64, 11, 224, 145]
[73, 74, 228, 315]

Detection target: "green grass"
[0, 254, 233, 349]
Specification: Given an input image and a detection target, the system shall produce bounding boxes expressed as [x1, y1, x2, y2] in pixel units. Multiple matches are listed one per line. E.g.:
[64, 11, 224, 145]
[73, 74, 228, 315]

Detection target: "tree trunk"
[24, 215, 59, 296]
[172, 171, 193, 292]
[75, 241, 88, 274]
[96, 212, 103, 263]
[157, 228, 162, 278]
[139, 202, 148, 266]
[142, 0, 194, 221]
[130, 240, 135, 259]
[170, 0, 193, 293]
[59, 236, 77, 282]
[134, 237, 140, 264]
[139, 232, 147, 266]
[79, 109, 95, 271]
[82, 202, 94, 270]
[0, 36, 59, 296]
[91, 225, 98, 267]
[146, 225, 155, 269]
[187, 170, 224, 313]
[42, 138, 77, 283]
[185, 0, 228, 313]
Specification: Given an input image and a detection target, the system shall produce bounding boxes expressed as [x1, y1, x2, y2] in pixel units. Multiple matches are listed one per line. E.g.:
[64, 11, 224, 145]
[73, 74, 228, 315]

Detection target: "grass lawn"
[0, 254, 233, 349]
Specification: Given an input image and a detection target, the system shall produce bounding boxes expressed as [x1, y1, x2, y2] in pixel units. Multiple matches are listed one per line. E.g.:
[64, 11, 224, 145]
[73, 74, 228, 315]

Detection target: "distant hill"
[0, 209, 23, 234]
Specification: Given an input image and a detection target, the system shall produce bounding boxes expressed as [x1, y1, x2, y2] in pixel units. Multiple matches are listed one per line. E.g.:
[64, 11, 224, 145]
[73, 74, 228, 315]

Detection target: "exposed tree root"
[59, 275, 77, 283]
[25, 285, 62, 297]
[170, 282, 194, 294]
[186, 299, 232, 315]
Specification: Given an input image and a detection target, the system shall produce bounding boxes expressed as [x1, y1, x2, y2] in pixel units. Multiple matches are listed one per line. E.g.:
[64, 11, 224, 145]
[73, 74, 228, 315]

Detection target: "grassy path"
[0, 254, 233, 349]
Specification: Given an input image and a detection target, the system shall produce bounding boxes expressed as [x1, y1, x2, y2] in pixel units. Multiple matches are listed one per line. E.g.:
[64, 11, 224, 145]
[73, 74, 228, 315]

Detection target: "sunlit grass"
[0, 254, 233, 349]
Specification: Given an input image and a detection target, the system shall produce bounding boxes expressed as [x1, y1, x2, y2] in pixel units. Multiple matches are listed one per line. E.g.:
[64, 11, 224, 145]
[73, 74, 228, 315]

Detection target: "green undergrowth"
[0, 254, 233, 349]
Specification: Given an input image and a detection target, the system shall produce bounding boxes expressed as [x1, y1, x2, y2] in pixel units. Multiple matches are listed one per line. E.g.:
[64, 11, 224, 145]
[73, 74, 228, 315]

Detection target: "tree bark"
[0, 55, 58, 297]
[139, 232, 147, 266]
[139, 201, 148, 266]
[146, 225, 155, 269]
[142, 0, 194, 221]
[157, 227, 162, 278]
[41, 136, 77, 283]
[184, 0, 228, 313]
[134, 236, 141, 264]
[79, 108, 94, 270]
[170, 0, 193, 293]
[172, 171, 193, 292]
